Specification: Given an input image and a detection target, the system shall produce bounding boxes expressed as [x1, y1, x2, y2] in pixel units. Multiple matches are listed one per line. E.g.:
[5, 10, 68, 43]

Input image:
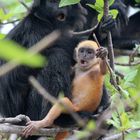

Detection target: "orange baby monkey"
[22, 40, 108, 139]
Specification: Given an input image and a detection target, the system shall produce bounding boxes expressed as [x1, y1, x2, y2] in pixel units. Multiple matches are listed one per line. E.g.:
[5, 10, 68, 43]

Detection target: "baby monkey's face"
[77, 46, 98, 70]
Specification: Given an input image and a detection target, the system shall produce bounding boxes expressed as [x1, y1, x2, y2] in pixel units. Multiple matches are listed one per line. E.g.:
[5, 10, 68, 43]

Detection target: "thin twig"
[129, 45, 140, 64]
[29, 76, 85, 127]
[115, 70, 124, 79]
[18, 0, 29, 11]
[0, 19, 20, 25]
[93, 33, 121, 91]
[115, 61, 140, 66]
[104, 0, 115, 71]
[71, 23, 98, 36]
[114, 48, 140, 57]
[0, 31, 60, 76]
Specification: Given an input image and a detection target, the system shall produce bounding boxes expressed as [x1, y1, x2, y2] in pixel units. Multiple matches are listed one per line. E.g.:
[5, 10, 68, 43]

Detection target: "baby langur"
[22, 40, 108, 138]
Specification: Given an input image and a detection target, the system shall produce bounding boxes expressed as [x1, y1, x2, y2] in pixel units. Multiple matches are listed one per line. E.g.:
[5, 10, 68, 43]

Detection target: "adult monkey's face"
[32, 0, 87, 31]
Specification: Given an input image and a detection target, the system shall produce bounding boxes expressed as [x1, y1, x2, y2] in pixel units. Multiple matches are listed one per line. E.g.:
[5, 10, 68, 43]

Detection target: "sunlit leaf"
[96, 0, 104, 7]
[0, 40, 46, 67]
[59, 0, 80, 7]
[86, 120, 95, 131]
[120, 112, 131, 131]
[97, 12, 103, 21]
[109, 9, 118, 19]
[0, 33, 6, 39]
[109, 0, 115, 6]
[87, 4, 103, 13]
[135, 0, 140, 4]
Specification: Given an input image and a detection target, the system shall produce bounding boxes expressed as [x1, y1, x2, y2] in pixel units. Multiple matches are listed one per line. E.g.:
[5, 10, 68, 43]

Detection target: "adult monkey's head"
[32, 0, 87, 31]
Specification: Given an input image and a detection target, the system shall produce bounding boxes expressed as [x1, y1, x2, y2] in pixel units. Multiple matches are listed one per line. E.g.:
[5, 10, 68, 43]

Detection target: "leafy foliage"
[87, 0, 118, 21]
[135, 0, 140, 4]
[0, 0, 32, 22]
[0, 0, 140, 140]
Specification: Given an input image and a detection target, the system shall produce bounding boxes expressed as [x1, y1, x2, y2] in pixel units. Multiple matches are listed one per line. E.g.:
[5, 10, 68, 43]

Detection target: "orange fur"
[55, 131, 70, 140]
[72, 64, 104, 112]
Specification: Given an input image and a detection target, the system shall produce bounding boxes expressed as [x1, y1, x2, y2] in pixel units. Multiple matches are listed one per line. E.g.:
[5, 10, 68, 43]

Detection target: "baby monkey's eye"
[80, 49, 84, 53]
[88, 50, 92, 54]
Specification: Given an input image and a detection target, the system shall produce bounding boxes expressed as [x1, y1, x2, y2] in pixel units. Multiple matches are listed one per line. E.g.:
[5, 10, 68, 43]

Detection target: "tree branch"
[71, 23, 98, 36]
[0, 124, 75, 137]
[0, 115, 30, 124]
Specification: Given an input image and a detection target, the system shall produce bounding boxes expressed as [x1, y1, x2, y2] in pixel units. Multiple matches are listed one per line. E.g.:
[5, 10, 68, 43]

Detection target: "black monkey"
[112, 0, 140, 49]
[26, 0, 130, 127]
[0, 0, 127, 124]
[0, 0, 109, 126]
[123, 0, 140, 7]
[80, 0, 140, 50]
[0, 0, 128, 125]
[0, 0, 87, 118]
[25, 0, 109, 124]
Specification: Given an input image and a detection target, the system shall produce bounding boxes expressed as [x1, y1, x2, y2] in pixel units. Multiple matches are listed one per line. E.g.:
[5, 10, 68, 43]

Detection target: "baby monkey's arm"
[96, 47, 108, 74]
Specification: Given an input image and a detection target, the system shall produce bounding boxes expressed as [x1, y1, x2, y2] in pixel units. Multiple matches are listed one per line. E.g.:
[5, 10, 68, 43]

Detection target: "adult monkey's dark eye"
[56, 13, 66, 21]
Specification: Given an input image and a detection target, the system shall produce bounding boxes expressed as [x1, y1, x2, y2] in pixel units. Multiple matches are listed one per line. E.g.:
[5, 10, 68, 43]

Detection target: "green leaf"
[109, 9, 118, 19]
[120, 112, 131, 131]
[109, 0, 115, 6]
[0, 9, 14, 21]
[133, 66, 140, 91]
[97, 12, 103, 21]
[59, 0, 80, 7]
[86, 120, 95, 131]
[105, 73, 117, 95]
[0, 40, 46, 67]
[124, 69, 138, 84]
[135, 0, 140, 4]
[95, 0, 104, 7]
[0, 33, 6, 39]
[108, 111, 120, 129]
[87, 4, 103, 13]
[76, 130, 89, 139]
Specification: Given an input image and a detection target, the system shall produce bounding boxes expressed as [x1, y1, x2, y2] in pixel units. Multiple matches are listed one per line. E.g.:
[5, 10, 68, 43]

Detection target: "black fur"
[0, 0, 110, 129]
[0, 1, 86, 117]
[113, 0, 140, 49]
[80, 0, 140, 49]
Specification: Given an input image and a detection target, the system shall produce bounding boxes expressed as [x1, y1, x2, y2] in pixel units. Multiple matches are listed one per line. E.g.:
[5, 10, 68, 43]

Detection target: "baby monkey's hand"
[96, 47, 108, 60]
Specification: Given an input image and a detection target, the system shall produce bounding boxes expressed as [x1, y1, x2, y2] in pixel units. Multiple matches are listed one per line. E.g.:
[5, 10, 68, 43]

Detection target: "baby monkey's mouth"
[80, 59, 88, 67]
